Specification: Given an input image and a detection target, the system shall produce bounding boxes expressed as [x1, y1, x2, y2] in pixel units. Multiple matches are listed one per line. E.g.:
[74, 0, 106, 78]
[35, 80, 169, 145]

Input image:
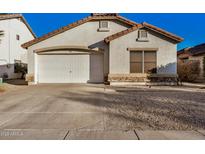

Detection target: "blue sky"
[23, 13, 205, 50]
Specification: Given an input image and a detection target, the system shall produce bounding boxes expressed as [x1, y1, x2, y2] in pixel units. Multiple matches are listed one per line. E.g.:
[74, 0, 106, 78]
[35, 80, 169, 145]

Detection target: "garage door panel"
[38, 55, 90, 83]
[37, 54, 104, 83]
[68, 55, 90, 83]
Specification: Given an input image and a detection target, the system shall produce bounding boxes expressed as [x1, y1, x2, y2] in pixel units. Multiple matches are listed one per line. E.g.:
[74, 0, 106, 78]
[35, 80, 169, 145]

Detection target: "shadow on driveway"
[58, 87, 205, 130]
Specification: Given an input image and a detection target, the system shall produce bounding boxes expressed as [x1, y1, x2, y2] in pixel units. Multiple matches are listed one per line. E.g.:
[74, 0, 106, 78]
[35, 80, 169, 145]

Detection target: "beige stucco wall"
[109, 29, 177, 75]
[27, 20, 131, 77]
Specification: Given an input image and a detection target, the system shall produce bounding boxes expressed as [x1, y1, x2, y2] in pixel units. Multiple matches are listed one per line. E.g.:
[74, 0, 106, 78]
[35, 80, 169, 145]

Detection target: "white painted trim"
[34, 53, 38, 84]
[142, 50, 145, 73]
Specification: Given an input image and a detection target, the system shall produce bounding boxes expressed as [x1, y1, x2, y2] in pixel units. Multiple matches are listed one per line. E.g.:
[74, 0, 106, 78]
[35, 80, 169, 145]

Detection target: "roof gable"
[22, 13, 138, 48]
[105, 22, 183, 43]
[178, 43, 205, 56]
[0, 14, 36, 38]
[22, 14, 184, 48]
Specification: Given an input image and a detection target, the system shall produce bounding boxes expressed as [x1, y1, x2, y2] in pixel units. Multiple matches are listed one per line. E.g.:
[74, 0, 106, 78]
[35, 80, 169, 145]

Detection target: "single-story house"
[178, 43, 205, 80]
[22, 13, 183, 85]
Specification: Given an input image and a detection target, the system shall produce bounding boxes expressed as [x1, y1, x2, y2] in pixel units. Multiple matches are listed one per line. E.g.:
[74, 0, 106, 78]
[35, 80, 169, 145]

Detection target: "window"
[0, 30, 4, 44]
[138, 30, 148, 41]
[130, 51, 143, 73]
[130, 51, 157, 73]
[144, 51, 157, 73]
[100, 21, 108, 28]
[0, 30, 4, 36]
[16, 34, 20, 40]
[98, 21, 109, 32]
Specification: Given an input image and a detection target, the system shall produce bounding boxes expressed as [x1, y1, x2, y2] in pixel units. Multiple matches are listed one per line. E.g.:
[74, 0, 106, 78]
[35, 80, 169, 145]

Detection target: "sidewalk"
[67, 130, 205, 140]
[0, 129, 205, 140]
[182, 82, 205, 88]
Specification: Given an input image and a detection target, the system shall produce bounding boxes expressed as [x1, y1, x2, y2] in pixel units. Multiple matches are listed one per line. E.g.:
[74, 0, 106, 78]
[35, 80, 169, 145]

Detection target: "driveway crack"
[194, 130, 205, 137]
[133, 130, 140, 140]
[63, 130, 69, 140]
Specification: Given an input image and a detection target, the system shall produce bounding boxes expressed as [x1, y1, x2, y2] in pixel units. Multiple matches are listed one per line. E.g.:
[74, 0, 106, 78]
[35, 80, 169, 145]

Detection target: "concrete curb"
[1, 129, 205, 140]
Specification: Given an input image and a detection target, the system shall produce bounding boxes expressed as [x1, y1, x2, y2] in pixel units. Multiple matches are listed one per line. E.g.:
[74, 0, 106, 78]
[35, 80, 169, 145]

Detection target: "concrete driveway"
[0, 84, 205, 139]
[0, 84, 108, 139]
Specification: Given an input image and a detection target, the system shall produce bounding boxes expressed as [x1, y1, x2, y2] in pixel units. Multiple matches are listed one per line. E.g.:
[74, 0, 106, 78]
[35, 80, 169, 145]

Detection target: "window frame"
[0, 30, 4, 44]
[138, 30, 149, 41]
[16, 34, 20, 41]
[144, 51, 157, 73]
[0, 30, 4, 36]
[98, 21, 109, 32]
[130, 51, 143, 73]
[130, 50, 157, 74]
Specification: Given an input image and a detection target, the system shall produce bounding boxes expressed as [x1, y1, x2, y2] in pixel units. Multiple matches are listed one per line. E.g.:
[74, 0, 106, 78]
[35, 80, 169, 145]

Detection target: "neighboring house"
[0, 14, 35, 79]
[22, 13, 183, 85]
[178, 43, 205, 80]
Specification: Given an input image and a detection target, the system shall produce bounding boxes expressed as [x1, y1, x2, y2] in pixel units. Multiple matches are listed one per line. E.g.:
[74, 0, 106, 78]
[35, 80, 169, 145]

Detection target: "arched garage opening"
[34, 46, 104, 83]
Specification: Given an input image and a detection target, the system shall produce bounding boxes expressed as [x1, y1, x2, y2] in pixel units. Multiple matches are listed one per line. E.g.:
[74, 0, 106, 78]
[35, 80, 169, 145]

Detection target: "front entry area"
[37, 52, 104, 83]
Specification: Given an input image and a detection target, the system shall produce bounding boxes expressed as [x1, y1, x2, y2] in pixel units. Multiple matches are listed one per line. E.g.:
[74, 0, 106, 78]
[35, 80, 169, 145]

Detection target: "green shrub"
[177, 60, 200, 82]
[14, 62, 27, 79]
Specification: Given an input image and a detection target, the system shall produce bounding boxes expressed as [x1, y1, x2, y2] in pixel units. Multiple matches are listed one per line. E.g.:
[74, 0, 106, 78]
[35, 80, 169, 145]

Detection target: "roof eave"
[104, 22, 183, 44]
[22, 14, 139, 49]
[142, 22, 184, 43]
[104, 24, 142, 43]
[0, 14, 36, 38]
[20, 16, 36, 38]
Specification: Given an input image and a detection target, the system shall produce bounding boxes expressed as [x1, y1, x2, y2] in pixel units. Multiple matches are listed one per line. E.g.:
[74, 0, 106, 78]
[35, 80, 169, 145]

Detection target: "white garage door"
[37, 54, 104, 83]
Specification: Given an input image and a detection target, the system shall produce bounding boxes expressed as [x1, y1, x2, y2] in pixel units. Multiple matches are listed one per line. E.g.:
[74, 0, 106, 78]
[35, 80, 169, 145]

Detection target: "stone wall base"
[108, 74, 148, 82]
[108, 73, 178, 86]
[110, 81, 177, 86]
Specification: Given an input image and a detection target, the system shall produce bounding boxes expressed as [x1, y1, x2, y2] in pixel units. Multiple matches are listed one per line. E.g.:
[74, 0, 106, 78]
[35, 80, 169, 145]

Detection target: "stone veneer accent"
[108, 74, 149, 82]
[108, 73, 178, 85]
[25, 73, 34, 82]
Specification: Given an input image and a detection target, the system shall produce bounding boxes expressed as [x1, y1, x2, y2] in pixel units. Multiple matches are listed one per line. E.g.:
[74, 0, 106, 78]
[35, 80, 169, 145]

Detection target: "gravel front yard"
[106, 86, 205, 130]
[61, 85, 205, 130]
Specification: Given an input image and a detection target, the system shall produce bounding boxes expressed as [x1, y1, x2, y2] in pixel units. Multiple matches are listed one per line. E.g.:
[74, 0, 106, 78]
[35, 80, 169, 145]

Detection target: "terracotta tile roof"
[0, 14, 36, 38]
[0, 13, 21, 20]
[177, 47, 191, 55]
[178, 43, 205, 56]
[189, 43, 205, 56]
[22, 14, 183, 48]
[142, 22, 183, 43]
[91, 13, 119, 16]
[105, 22, 183, 43]
[104, 24, 143, 43]
[22, 14, 138, 48]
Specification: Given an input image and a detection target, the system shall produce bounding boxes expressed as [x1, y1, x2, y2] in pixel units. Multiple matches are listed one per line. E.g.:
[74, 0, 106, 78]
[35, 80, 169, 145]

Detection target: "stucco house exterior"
[0, 14, 36, 79]
[178, 43, 205, 80]
[22, 13, 183, 85]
